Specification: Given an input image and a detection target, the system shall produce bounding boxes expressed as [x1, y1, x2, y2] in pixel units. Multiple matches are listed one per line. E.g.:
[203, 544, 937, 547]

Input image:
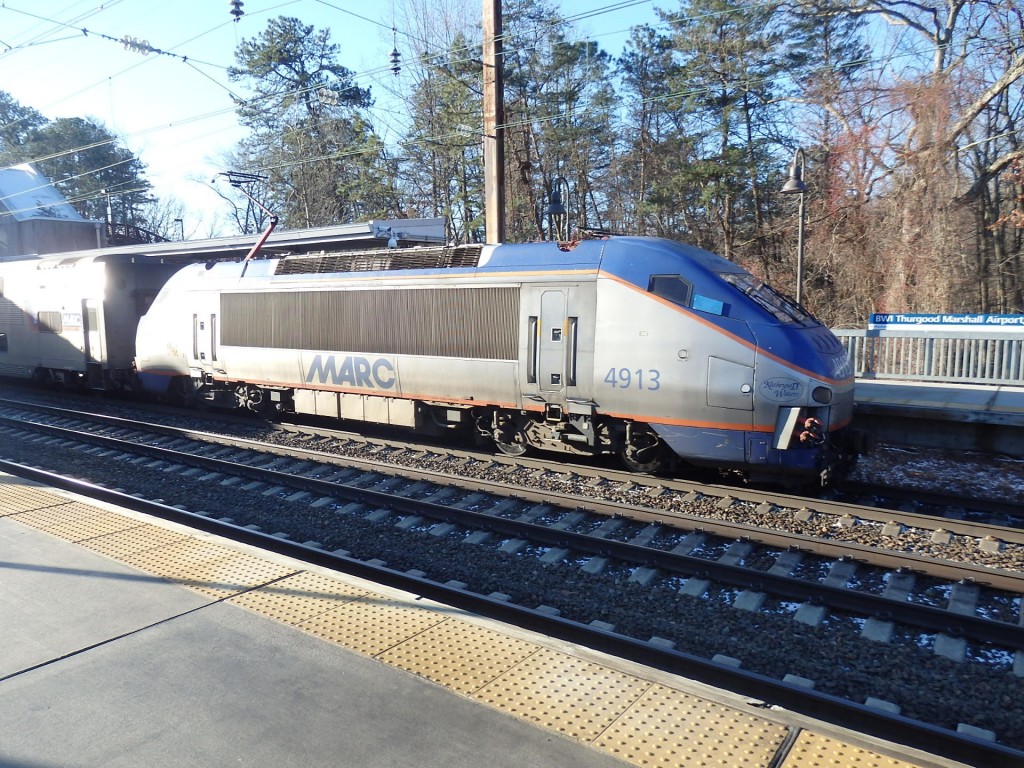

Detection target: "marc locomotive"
[0, 235, 864, 485]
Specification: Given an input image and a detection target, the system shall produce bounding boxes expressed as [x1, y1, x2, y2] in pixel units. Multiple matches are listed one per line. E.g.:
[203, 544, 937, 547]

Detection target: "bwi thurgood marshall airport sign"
[869, 313, 1024, 332]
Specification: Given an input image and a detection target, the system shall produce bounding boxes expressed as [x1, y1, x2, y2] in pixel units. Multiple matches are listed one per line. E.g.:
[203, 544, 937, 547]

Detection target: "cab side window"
[648, 275, 692, 307]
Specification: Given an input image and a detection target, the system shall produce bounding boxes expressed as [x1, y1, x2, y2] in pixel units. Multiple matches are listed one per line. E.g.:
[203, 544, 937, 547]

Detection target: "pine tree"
[659, 0, 786, 264]
[0, 91, 46, 155]
[501, 0, 617, 241]
[18, 116, 152, 227]
[228, 16, 400, 227]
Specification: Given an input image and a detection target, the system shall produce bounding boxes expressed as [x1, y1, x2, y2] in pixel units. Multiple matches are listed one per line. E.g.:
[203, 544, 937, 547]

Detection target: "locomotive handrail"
[833, 328, 1024, 385]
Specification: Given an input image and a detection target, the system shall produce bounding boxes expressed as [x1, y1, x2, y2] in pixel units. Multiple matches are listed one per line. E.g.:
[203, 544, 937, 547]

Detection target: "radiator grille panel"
[0, 299, 25, 325]
[222, 287, 519, 360]
[274, 245, 483, 275]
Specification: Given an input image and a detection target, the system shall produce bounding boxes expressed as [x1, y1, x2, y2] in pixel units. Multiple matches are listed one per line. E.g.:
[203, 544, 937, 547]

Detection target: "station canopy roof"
[0, 163, 88, 223]
[3, 217, 449, 267]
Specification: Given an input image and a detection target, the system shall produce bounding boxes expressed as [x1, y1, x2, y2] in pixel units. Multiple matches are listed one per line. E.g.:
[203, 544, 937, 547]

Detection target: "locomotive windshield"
[721, 273, 815, 325]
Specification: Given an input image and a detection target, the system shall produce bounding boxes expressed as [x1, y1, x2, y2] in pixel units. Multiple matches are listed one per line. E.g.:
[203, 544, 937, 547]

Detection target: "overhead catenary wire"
[0, 0, 666, 134]
[0, 2, 664, 218]
[0, 0, 721, 157]
[0, 0, 999, 221]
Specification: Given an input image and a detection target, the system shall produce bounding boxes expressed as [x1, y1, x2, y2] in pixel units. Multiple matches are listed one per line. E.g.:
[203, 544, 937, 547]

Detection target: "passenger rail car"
[135, 237, 861, 485]
[0, 253, 181, 390]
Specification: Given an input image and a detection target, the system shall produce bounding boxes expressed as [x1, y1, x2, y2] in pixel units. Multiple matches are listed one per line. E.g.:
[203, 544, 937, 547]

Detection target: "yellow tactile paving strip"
[229, 570, 373, 624]
[474, 647, 655, 741]
[12, 501, 136, 540]
[80, 524, 192, 560]
[0, 477, 934, 768]
[378, 618, 538, 695]
[594, 684, 792, 766]
[781, 731, 924, 767]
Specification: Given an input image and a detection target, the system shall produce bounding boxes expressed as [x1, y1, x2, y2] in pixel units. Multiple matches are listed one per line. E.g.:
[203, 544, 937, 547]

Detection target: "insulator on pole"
[390, 26, 400, 76]
[120, 35, 153, 55]
[229, 0, 244, 22]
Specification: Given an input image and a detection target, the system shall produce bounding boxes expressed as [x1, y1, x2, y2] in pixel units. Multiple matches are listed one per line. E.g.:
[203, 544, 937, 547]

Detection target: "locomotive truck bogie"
[484, 407, 624, 461]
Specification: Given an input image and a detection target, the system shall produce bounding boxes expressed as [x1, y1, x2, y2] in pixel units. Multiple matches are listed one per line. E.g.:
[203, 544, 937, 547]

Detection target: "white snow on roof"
[0, 163, 85, 222]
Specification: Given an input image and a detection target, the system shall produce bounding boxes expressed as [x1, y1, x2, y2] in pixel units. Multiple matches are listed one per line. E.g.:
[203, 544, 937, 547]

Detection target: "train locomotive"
[132, 235, 862, 485]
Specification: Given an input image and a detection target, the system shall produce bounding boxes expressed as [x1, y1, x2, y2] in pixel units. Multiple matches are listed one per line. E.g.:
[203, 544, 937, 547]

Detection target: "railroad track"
[5, 398, 1024, 571]
[1, 398, 1024, 761]
[833, 479, 1024, 526]
[4, 386, 1018, 522]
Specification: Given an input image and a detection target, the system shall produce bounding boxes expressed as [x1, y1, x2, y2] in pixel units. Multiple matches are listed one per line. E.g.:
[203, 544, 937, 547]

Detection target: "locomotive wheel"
[493, 428, 532, 456]
[238, 384, 274, 417]
[619, 445, 668, 473]
[493, 438, 528, 456]
[493, 413, 530, 457]
[619, 426, 670, 473]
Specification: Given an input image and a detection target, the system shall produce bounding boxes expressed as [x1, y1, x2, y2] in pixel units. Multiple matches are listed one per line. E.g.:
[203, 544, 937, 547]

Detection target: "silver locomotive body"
[136, 236, 859, 484]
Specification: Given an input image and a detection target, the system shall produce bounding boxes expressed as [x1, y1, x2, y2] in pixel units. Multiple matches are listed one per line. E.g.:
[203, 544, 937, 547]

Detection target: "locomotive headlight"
[812, 386, 832, 404]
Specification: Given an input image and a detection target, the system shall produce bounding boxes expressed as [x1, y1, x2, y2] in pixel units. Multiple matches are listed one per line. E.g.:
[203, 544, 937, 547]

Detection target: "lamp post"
[779, 148, 807, 305]
[100, 188, 112, 225]
[544, 176, 570, 241]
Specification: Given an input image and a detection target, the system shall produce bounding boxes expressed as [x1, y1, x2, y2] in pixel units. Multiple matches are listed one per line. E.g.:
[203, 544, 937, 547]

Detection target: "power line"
[1, 1, 1009, 223]
[0, 0, 641, 147]
[0, 3, 649, 219]
[0, 0, 126, 56]
[0, 3, 227, 68]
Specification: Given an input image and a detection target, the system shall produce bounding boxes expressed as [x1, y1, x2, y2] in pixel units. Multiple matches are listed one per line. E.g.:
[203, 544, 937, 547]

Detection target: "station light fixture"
[780, 148, 808, 306]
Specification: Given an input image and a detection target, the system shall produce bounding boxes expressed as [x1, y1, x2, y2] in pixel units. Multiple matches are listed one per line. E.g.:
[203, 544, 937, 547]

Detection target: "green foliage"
[229, 16, 371, 129]
[0, 107, 152, 225]
[4, 0, 1024, 316]
[227, 16, 397, 227]
[646, 0, 785, 261]
[501, 0, 618, 240]
[0, 91, 46, 153]
[399, 31, 486, 241]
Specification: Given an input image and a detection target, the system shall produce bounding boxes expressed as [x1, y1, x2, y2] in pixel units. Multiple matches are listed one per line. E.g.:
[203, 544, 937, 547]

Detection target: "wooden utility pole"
[482, 0, 505, 243]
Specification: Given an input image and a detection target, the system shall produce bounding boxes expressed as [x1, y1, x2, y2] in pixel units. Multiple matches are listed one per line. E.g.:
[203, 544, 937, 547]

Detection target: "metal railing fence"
[832, 329, 1024, 385]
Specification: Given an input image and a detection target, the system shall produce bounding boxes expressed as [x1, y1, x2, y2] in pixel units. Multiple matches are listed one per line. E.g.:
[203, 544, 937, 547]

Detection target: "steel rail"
[838, 479, 1024, 523]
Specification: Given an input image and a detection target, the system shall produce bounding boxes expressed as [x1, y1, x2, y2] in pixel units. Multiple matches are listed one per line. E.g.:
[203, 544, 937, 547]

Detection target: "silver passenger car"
[0, 252, 180, 390]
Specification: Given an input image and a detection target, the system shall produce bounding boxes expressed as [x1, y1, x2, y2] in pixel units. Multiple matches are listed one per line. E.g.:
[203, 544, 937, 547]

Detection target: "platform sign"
[869, 313, 1024, 333]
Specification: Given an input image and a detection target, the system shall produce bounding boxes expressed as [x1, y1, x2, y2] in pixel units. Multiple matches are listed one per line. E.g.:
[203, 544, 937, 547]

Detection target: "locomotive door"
[192, 313, 218, 375]
[538, 290, 566, 395]
[523, 286, 575, 405]
[81, 299, 104, 389]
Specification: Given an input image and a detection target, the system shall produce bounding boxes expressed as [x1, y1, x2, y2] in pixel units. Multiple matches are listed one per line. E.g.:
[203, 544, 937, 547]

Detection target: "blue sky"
[0, 1, 660, 234]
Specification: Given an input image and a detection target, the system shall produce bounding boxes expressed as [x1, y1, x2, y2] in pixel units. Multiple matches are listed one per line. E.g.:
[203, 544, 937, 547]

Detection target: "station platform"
[0, 471, 965, 767]
[854, 380, 1024, 455]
